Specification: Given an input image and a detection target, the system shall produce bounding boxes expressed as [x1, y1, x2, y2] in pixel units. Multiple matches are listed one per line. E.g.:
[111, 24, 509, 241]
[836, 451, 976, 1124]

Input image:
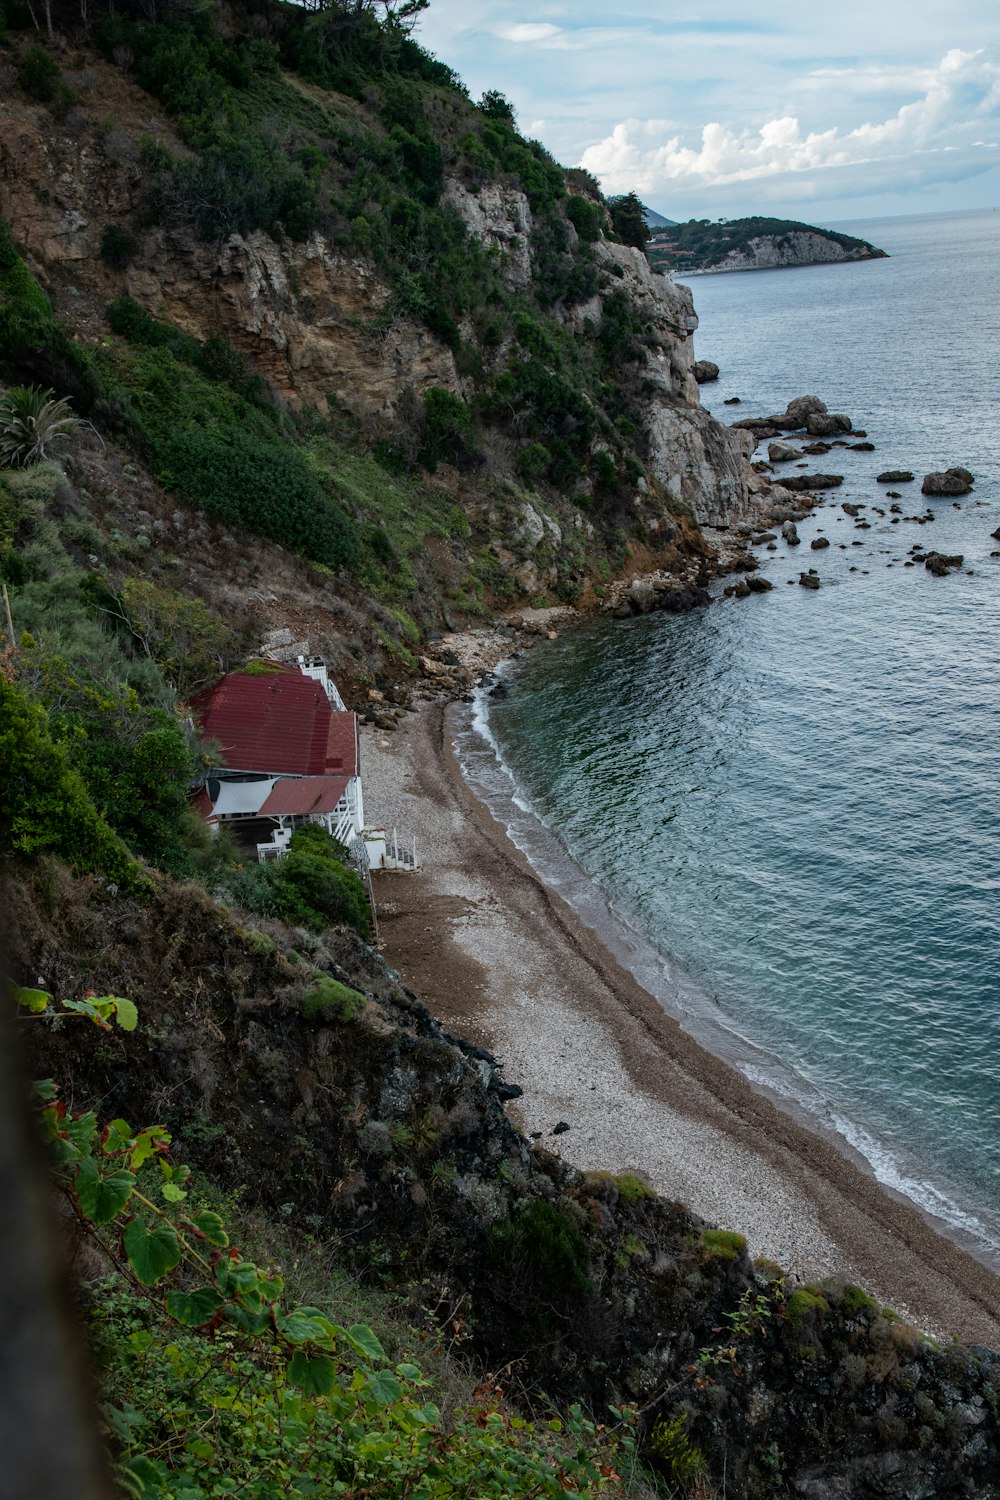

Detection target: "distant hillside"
[647, 215, 887, 274]
[643, 204, 677, 229]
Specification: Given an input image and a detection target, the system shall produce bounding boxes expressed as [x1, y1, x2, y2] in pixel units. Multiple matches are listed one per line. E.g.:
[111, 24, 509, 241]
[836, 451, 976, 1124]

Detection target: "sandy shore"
[363, 680, 1000, 1347]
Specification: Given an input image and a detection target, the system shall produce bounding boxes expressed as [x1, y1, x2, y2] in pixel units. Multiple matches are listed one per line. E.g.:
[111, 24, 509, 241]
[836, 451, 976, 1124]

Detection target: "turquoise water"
[473, 210, 1000, 1258]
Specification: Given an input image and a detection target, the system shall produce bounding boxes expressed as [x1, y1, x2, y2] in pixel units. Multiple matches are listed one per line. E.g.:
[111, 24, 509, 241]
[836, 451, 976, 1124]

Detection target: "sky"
[415, 1, 1000, 224]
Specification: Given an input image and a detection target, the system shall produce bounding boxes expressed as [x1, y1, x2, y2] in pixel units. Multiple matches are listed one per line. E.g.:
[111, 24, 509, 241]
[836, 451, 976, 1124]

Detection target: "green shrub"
[615, 1172, 656, 1206]
[418, 387, 475, 472]
[785, 1286, 830, 1323]
[488, 1199, 591, 1302]
[301, 975, 367, 1022]
[0, 676, 145, 891]
[699, 1228, 747, 1263]
[17, 44, 59, 102]
[840, 1283, 879, 1316]
[565, 195, 604, 244]
[646, 1412, 708, 1489]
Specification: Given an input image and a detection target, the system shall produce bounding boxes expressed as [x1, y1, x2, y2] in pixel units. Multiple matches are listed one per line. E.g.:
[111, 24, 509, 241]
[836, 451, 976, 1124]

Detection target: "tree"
[608, 192, 649, 250]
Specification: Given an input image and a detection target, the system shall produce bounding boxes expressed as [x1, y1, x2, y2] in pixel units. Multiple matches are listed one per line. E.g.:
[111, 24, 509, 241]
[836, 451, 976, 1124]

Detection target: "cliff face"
[0, 62, 758, 553]
[689, 230, 887, 275]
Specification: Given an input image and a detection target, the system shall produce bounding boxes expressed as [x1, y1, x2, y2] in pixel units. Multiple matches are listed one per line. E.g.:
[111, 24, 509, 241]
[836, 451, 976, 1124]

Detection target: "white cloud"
[580, 48, 1000, 203]
[494, 22, 563, 43]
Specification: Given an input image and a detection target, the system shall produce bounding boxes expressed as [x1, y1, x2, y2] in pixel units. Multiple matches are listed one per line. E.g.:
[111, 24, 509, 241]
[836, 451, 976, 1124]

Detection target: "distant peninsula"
[645, 215, 888, 274]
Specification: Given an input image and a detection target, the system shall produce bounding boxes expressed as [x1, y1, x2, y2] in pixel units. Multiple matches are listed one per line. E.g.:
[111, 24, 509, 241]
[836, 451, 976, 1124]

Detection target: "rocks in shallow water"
[802, 441, 832, 455]
[992, 527, 1000, 541]
[877, 470, 914, 483]
[730, 552, 760, 573]
[922, 468, 974, 496]
[842, 502, 862, 517]
[781, 473, 844, 491]
[849, 441, 875, 451]
[551, 1121, 571, 1135]
[692, 359, 720, 383]
[924, 551, 964, 576]
[810, 536, 831, 550]
[798, 571, 821, 589]
[745, 574, 774, 592]
[805, 411, 853, 436]
[782, 394, 828, 428]
[768, 441, 800, 464]
[782, 521, 801, 545]
[723, 395, 741, 404]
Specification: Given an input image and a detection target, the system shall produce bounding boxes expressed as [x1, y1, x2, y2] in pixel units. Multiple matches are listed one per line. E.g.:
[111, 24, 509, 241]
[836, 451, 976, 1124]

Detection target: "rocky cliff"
[0, 41, 761, 578]
[689, 230, 887, 275]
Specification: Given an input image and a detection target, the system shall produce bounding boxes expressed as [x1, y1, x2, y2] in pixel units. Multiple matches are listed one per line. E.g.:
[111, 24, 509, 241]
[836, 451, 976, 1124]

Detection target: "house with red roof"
[191, 658, 366, 862]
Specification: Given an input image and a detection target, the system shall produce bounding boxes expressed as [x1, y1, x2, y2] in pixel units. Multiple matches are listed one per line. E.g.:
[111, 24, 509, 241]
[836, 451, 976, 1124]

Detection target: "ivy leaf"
[276, 1308, 330, 1344]
[161, 1182, 187, 1203]
[123, 1218, 181, 1285]
[365, 1368, 402, 1406]
[110, 996, 138, 1032]
[187, 1210, 228, 1247]
[75, 1159, 135, 1224]
[166, 1288, 223, 1327]
[345, 1324, 387, 1364]
[15, 987, 51, 1014]
[288, 1350, 338, 1396]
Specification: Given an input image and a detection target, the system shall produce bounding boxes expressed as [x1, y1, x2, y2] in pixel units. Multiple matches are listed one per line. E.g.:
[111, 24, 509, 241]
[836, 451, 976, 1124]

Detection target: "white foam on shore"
[457, 678, 1000, 1269]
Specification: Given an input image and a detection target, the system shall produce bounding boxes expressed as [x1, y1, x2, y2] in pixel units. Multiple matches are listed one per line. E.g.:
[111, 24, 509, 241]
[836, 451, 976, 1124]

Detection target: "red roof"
[258, 776, 350, 817]
[191, 665, 357, 778]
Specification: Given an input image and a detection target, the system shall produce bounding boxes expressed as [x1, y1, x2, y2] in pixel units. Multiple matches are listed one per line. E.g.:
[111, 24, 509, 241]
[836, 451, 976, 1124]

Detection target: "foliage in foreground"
[20, 988, 633, 1500]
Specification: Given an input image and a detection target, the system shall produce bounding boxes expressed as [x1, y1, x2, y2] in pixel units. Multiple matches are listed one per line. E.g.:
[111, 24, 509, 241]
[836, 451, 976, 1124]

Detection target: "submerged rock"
[924, 551, 964, 575]
[781, 474, 844, 492]
[877, 470, 915, 483]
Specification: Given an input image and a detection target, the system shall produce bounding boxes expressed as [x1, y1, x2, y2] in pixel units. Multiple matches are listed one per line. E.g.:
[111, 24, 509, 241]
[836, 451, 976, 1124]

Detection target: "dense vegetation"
[646, 216, 884, 273]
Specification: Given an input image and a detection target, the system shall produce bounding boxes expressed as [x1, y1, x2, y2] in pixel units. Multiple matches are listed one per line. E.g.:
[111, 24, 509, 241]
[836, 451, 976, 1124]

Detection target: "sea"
[455, 208, 1000, 1265]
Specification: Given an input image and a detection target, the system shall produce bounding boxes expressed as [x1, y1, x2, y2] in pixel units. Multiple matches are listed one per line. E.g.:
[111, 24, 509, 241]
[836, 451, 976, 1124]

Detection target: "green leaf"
[123, 1455, 169, 1499]
[184, 1435, 214, 1462]
[276, 1308, 330, 1344]
[130, 1126, 170, 1171]
[161, 1182, 186, 1203]
[102, 1118, 133, 1156]
[74, 1159, 135, 1224]
[123, 1217, 181, 1285]
[15, 986, 50, 1013]
[62, 996, 114, 1028]
[188, 1210, 228, 1247]
[224, 1303, 271, 1335]
[288, 1350, 338, 1396]
[365, 1368, 402, 1405]
[345, 1324, 387, 1363]
[32, 1078, 58, 1102]
[111, 996, 139, 1032]
[65, 1111, 99, 1157]
[166, 1288, 223, 1327]
[397, 1361, 423, 1382]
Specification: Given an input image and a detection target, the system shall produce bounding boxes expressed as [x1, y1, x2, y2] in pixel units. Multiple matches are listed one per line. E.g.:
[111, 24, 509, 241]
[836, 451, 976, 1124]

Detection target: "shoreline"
[363, 684, 1000, 1348]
